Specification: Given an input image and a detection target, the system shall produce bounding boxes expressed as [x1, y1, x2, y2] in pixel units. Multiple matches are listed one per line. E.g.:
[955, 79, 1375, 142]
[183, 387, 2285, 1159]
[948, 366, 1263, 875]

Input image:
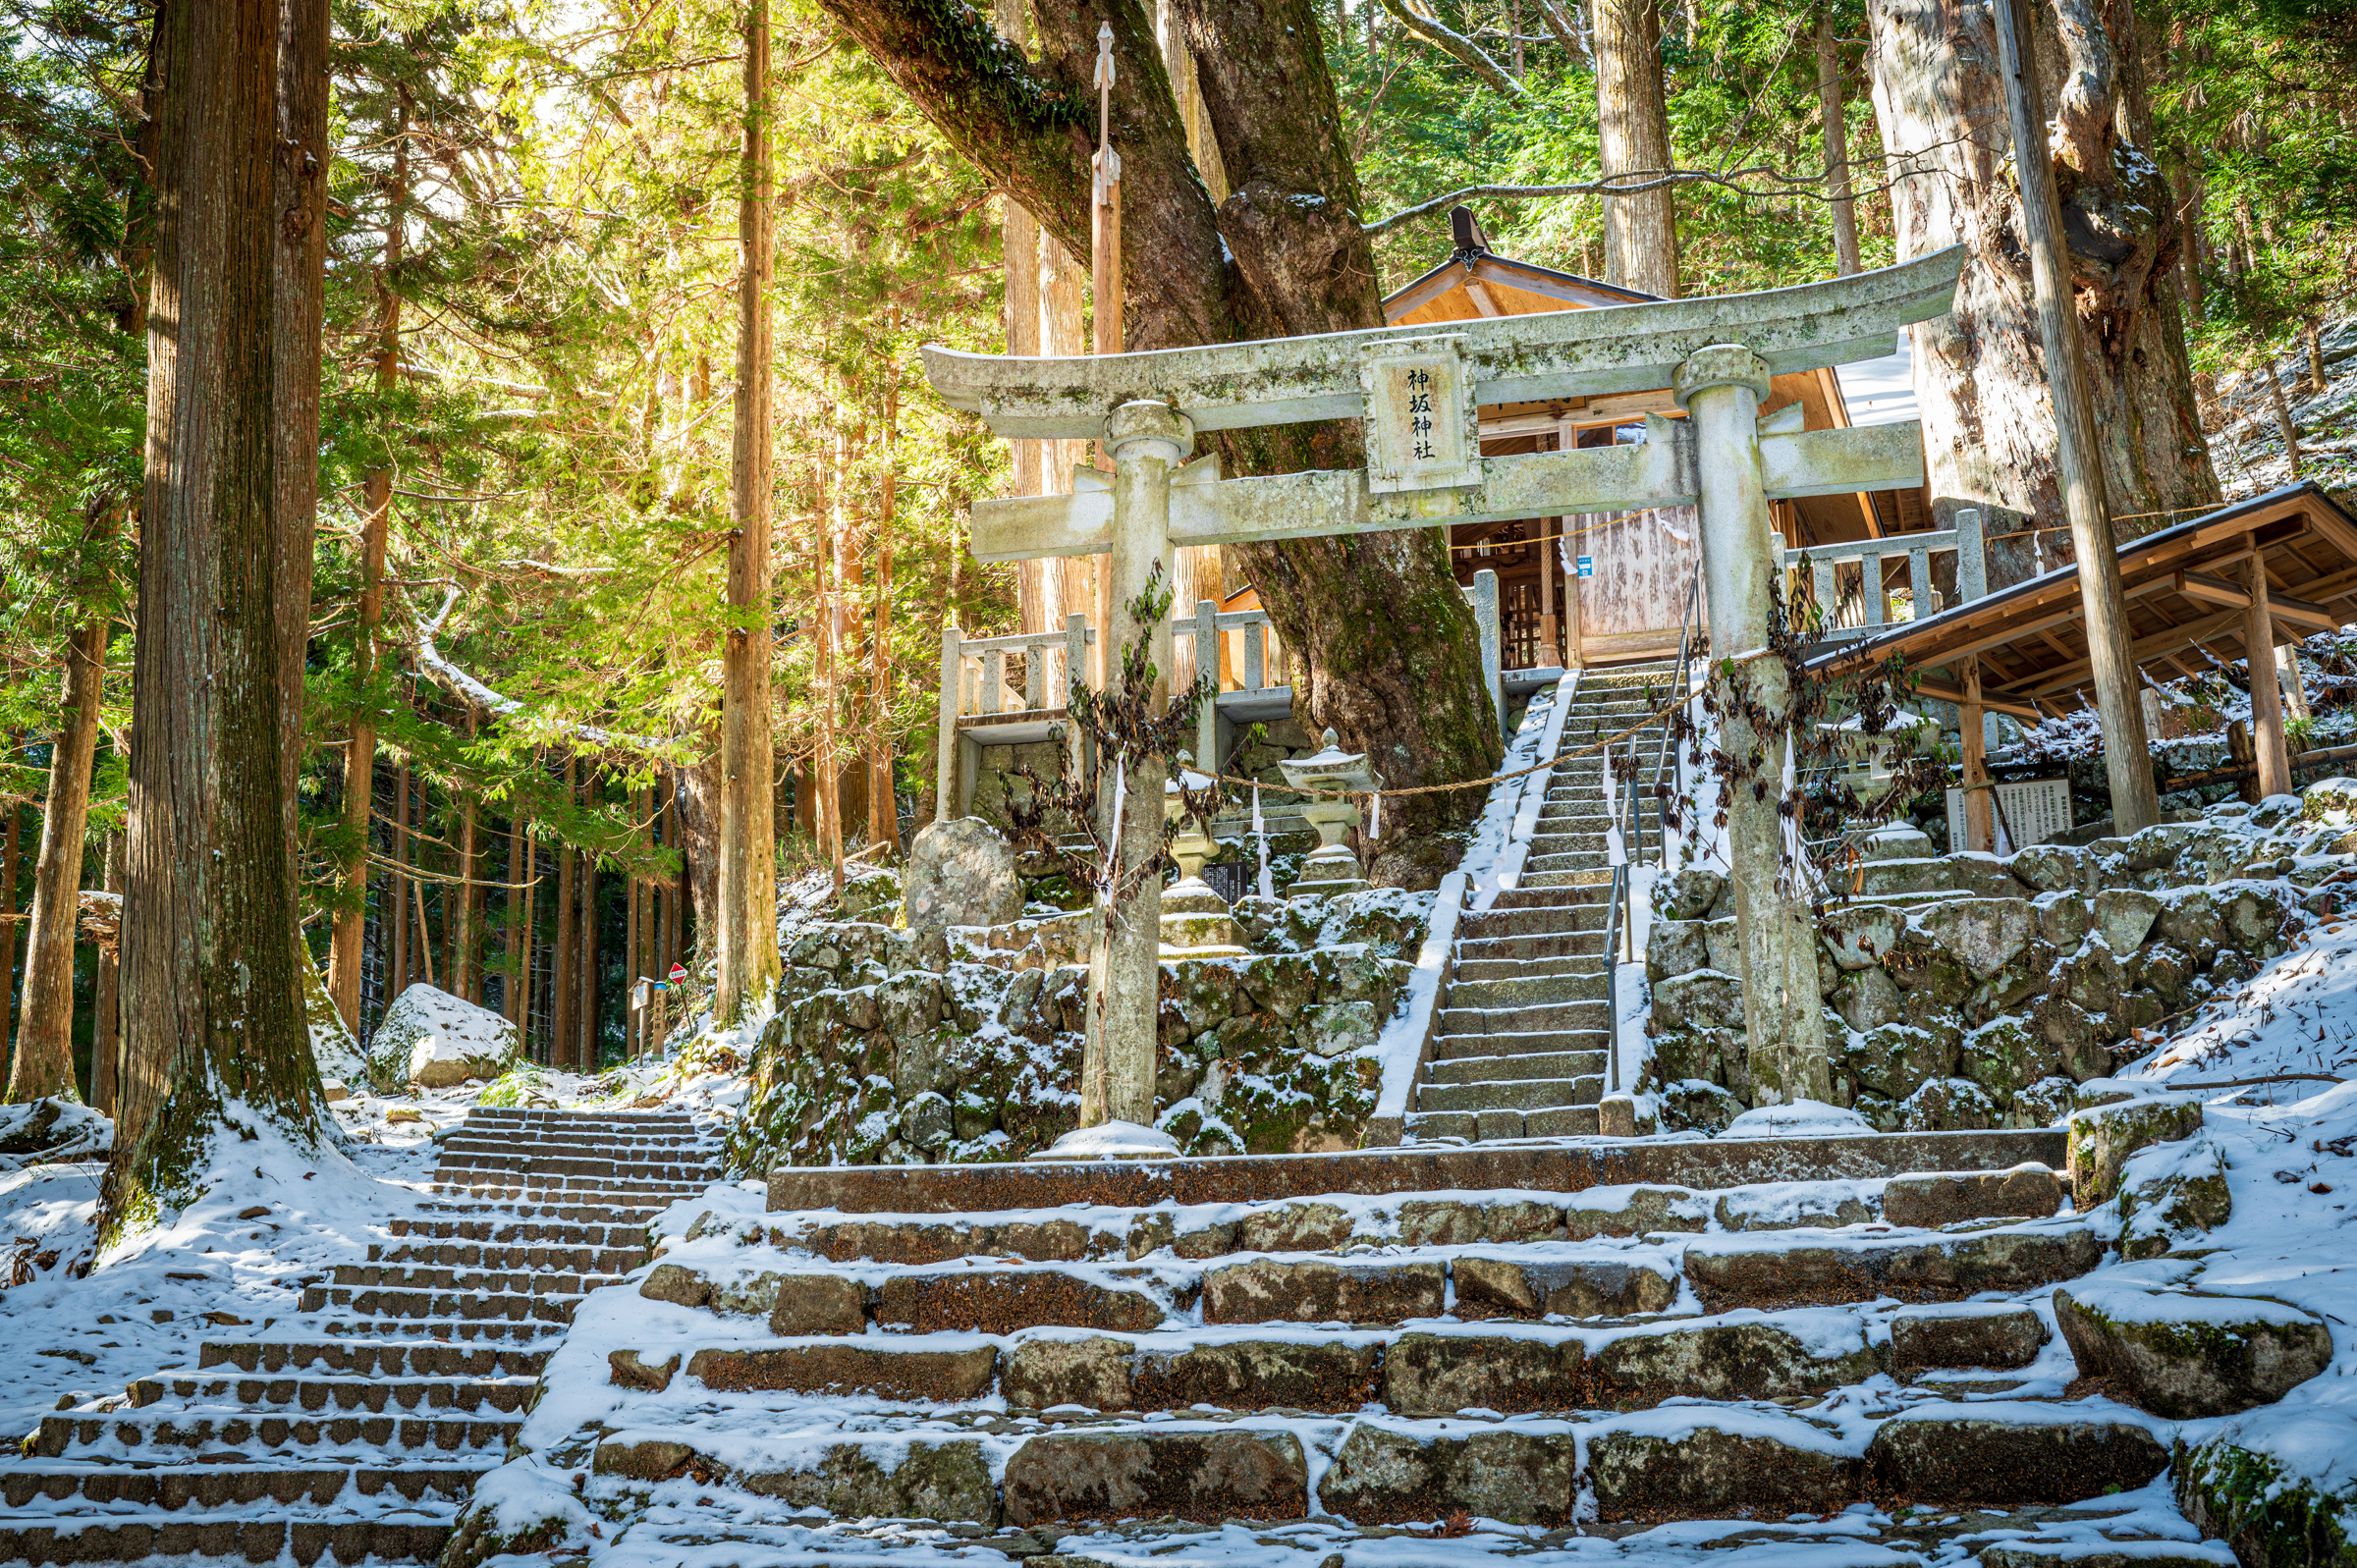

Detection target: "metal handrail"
[1645, 559, 1704, 866]
[1604, 861, 1627, 1094]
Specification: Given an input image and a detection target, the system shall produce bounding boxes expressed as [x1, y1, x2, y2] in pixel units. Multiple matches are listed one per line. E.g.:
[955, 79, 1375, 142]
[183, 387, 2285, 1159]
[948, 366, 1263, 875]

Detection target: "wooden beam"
[1911, 671, 2045, 720]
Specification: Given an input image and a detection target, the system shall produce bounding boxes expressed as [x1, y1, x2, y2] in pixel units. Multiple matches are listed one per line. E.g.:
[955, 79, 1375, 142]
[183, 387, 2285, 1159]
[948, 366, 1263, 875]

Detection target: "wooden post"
[1961, 662, 1995, 853]
[2245, 558, 2292, 799]
[2277, 643, 2313, 723]
[93, 830, 124, 1115]
[1091, 22, 1124, 361]
[1193, 598, 1219, 773]
[553, 757, 576, 1066]
[1991, 0, 2159, 835]
[935, 625, 960, 823]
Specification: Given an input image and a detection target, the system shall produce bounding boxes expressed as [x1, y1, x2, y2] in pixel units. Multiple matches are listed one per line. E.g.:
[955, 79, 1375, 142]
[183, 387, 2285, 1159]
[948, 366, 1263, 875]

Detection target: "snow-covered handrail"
[413, 586, 682, 757]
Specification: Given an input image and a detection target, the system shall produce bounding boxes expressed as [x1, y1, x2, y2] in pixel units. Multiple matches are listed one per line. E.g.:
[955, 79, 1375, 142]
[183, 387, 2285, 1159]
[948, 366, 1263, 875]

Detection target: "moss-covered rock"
[2178, 1416, 2357, 1568]
[2069, 1096, 2205, 1207]
[2056, 1284, 2330, 1419]
[2116, 1132, 2234, 1259]
[1960, 1017, 2060, 1096]
[1843, 1021, 1957, 1102]
[1897, 1076, 2001, 1131]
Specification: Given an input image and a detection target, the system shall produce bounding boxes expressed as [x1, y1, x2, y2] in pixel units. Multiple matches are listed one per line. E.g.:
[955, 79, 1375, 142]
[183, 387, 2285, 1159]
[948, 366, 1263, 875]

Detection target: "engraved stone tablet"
[1360, 338, 1480, 494]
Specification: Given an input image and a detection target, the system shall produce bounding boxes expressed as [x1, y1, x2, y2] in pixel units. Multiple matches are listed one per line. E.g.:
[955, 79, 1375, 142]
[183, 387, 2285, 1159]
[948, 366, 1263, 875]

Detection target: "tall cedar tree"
[108, 0, 325, 1231]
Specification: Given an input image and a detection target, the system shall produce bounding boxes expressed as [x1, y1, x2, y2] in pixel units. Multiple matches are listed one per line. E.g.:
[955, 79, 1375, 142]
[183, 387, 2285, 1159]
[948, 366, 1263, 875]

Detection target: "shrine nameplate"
[1359, 337, 1479, 495]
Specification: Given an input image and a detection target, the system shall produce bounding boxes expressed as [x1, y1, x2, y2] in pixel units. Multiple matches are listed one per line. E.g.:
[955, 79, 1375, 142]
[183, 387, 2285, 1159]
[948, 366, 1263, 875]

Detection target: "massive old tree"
[813, 0, 1502, 873]
[1869, 0, 2220, 575]
[1596, 0, 1680, 295]
[108, 0, 324, 1229]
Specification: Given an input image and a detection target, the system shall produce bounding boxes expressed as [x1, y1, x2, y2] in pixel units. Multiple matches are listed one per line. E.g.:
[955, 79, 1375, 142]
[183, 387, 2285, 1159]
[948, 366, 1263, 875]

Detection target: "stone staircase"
[1409, 664, 1677, 1142]
[530, 1131, 2222, 1565]
[1, 1108, 723, 1566]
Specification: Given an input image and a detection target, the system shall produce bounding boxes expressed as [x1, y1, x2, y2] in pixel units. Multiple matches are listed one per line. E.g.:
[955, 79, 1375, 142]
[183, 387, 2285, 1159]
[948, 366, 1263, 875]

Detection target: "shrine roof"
[1806, 483, 2357, 720]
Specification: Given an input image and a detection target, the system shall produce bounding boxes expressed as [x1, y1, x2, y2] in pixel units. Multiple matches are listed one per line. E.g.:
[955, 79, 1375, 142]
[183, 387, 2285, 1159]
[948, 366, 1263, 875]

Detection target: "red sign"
[668, 963, 688, 985]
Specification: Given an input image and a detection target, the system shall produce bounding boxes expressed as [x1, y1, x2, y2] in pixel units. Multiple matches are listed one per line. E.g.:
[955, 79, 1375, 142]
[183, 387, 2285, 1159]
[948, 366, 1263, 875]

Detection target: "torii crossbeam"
[922, 246, 1965, 1132]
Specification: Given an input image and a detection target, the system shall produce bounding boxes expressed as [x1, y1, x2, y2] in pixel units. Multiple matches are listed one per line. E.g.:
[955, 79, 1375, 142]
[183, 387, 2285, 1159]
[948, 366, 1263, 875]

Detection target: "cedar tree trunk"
[110, 0, 322, 1232]
[8, 611, 111, 1102]
[813, 0, 1501, 873]
[717, 0, 782, 1026]
[1867, 0, 2218, 579]
[1596, 0, 1679, 296]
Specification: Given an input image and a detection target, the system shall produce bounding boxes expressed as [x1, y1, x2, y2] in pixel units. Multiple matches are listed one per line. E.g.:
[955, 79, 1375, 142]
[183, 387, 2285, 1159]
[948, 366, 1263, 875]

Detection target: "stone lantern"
[1161, 759, 1242, 954]
[1278, 730, 1380, 898]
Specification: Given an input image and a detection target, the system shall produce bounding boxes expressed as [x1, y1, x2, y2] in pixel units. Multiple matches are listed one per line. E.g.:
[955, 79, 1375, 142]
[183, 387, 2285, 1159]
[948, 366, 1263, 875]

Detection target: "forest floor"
[2206, 314, 2357, 502]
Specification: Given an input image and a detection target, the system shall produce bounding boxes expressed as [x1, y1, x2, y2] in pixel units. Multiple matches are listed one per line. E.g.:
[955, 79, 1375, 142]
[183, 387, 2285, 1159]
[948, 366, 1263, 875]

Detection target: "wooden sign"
[1360, 338, 1479, 494]
[1946, 776, 2071, 852]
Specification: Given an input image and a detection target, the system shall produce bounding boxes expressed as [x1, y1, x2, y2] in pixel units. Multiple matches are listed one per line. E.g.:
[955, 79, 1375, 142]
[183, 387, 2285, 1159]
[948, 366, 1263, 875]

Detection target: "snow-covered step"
[367, 1239, 645, 1272]
[1448, 972, 1610, 1007]
[328, 1262, 626, 1296]
[0, 1512, 459, 1567]
[1438, 999, 1610, 1035]
[129, 1372, 538, 1415]
[298, 1283, 580, 1325]
[1415, 1074, 1603, 1114]
[388, 1216, 650, 1247]
[1427, 1048, 1606, 1083]
[32, 1406, 523, 1457]
[0, 1460, 488, 1512]
[194, 1337, 551, 1379]
[309, 1315, 565, 1344]
[1432, 1026, 1607, 1062]
[1406, 1104, 1602, 1140]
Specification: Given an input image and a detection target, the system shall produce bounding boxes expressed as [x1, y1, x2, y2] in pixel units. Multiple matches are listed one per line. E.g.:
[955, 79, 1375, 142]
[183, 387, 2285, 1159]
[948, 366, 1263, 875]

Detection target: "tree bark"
[1866, 0, 2217, 578]
[1817, 10, 1860, 276]
[503, 813, 526, 1026]
[451, 712, 478, 1001]
[93, 831, 125, 1116]
[717, 0, 782, 1027]
[0, 803, 19, 1069]
[388, 762, 410, 998]
[816, 0, 1500, 863]
[327, 87, 406, 1031]
[8, 610, 111, 1102]
[272, 0, 328, 857]
[675, 748, 721, 971]
[871, 366, 899, 850]
[110, 0, 320, 1230]
[552, 756, 576, 1064]
[1595, 0, 1679, 296]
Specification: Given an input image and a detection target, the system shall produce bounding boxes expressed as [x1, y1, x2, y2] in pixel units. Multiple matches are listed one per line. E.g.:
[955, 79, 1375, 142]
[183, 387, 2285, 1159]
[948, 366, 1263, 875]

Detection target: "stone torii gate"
[922, 246, 1965, 1127]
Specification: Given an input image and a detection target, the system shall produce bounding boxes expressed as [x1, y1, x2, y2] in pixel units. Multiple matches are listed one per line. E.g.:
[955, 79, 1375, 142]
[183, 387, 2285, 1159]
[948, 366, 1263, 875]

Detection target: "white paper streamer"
[1252, 784, 1276, 901]
[1368, 790, 1381, 843]
[1604, 743, 1626, 867]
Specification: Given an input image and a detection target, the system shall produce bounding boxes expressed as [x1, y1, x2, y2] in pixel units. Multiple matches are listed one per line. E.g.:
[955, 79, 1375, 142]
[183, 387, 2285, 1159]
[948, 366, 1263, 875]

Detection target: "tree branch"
[1377, 0, 1529, 97]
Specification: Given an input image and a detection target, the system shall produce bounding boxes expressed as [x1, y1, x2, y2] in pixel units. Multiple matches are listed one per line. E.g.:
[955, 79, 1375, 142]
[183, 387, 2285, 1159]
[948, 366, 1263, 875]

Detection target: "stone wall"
[1644, 797, 2330, 1133]
[725, 890, 1433, 1172]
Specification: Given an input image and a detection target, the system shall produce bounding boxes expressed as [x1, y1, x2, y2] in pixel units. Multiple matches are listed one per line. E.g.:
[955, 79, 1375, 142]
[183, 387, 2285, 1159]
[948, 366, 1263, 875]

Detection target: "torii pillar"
[1677, 346, 1830, 1106]
[1078, 401, 1190, 1129]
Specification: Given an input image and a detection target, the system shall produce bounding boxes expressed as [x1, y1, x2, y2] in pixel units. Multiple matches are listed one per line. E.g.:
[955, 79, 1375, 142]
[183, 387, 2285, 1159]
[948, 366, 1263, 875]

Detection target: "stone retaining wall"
[727, 891, 1432, 1171]
[1644, 800, 2330, 1132]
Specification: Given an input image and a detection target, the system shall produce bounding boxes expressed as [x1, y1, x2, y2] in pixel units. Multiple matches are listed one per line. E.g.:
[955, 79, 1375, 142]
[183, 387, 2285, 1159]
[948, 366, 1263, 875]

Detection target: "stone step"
[1452, 930, 1606, 963]
[1447, 973, 1609, 1008]
[414, 1196, 671, 1222]
[1438, 1000, 1609, 1036]
[431, 1150, 707, 1173]
[1433, 1026, 1608, 1062]
[329, 1263, 624, 1297]
[195, 1338, 551, 1379]
[1520, 867, 1617, 890]
[460, 1109, 703, 1129]
[428, 1176, 710, 1199]
[762, 1133, 2069, 1218]
[366, 1240, 646, 1272]
[1450, 954, 1606, 984]
[130, 1373, 537, 1416]
[1405, 1105, 1602, 1140]
[389, 1216, 649, 1247]
[436, 1133, 719, 1157]
[1680, 1223, 2104, 1312]
[1415, 1074, 1603, 1113]
[1455, 903, 1610, 940]
[0, 1461, 487, 1513]
[1484, 885, 1616, 912]
[310, 1316, 565, 1343]
[1426, 1049, 1606, 1083]
[33, 1408, 522, 1458]
[0, 1512, 458, 1566]
[299, 1285, 577, 1325]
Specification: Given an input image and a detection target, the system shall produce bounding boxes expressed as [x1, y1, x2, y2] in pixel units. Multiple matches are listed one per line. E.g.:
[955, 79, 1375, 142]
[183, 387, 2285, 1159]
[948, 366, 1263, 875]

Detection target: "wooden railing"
[1781, 507, 1987, 640]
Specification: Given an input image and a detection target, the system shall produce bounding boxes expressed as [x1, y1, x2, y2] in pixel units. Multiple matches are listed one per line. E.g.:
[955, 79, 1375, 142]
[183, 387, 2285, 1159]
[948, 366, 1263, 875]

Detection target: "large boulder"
[1918, 897, 2038, 981]
[902, 818, 1021, 937]
[369, 984, 521, 1088]
[2056, 1285, 2331, 1419]
[2068, 1096, 2205, 1206]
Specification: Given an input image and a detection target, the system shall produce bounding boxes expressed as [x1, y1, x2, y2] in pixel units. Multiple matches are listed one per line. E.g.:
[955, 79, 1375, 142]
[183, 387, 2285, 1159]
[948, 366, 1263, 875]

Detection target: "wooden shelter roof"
[1807, 483, 2357, 721]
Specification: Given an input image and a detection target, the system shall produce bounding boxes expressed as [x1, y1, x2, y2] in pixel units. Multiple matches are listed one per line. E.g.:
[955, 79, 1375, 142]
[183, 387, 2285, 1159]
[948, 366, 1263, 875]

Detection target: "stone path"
[0, 1108, 722, 1566]
[1408, 664, 1677, 1141]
